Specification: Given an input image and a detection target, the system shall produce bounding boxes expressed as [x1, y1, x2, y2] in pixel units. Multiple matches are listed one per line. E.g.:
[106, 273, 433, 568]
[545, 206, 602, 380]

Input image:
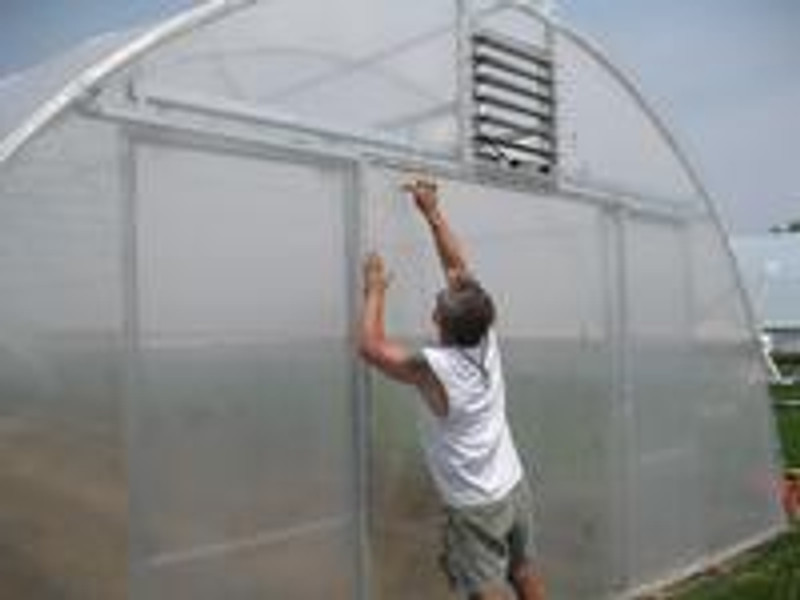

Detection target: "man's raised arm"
[404, 179, 469, 285]
[357, 252, 449, 417]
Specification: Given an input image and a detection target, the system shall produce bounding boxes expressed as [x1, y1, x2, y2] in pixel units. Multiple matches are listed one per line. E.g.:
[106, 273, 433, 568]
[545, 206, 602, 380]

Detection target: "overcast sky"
[0, 0, 797, 234]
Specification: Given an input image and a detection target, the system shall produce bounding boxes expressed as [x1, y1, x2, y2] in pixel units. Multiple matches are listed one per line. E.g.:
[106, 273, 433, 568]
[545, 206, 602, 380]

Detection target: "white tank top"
[420, 329, 523, 507]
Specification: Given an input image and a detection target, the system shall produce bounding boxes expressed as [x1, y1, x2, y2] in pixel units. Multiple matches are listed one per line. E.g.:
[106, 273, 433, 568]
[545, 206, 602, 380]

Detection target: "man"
[358, 179, 546, 600]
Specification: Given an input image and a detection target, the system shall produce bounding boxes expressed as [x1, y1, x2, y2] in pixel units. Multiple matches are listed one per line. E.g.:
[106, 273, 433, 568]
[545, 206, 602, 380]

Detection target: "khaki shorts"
[440, 480, 537, 596]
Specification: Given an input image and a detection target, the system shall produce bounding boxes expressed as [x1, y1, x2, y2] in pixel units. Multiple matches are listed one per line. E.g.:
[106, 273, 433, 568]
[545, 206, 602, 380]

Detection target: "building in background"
[734, 232, 800, 376]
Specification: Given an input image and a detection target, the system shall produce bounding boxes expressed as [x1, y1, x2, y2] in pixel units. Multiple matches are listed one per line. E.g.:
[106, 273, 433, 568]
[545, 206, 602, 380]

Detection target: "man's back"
[421, 329, 523, 508]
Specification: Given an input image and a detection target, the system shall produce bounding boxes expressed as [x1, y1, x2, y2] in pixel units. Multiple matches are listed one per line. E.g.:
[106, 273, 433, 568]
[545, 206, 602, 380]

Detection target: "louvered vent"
[472, 31, 557, 174]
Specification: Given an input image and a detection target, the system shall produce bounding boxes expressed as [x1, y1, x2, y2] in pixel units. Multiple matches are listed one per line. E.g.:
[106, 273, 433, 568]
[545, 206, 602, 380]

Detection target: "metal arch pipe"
[0, 0, 258, 166]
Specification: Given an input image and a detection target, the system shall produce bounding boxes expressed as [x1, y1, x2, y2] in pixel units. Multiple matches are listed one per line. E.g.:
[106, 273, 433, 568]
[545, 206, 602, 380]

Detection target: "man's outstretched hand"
[363, 252, 391, 294]
[403, 178, 439, 217]
[403, 176, 468, 281]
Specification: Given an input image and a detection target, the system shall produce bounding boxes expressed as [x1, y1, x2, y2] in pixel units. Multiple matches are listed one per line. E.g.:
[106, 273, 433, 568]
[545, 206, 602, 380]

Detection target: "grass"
[666, 525, 800, 600]
[771, 383, 800, 402]
[666, 379, 800, 599]
[775, 403, 800, 468]
[772, 363, 800, 468]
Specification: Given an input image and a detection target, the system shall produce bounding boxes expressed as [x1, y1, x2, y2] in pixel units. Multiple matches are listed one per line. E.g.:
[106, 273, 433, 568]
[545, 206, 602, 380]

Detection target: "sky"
[0, 0, 797, 234]
[561, 0, 800, 234]
[0, 0, 194, 73]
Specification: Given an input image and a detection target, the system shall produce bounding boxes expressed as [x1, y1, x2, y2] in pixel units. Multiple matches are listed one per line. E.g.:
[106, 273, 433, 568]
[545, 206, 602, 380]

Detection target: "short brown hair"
[435, 277, 495, 347]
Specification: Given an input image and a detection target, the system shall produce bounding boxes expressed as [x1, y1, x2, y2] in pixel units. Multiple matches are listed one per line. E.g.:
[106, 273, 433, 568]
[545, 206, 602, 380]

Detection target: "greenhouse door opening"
[126, 136, 361, 598]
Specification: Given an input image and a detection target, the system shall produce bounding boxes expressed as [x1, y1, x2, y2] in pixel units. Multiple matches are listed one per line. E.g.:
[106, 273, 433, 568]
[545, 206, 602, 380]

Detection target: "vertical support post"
[679, 222, 699, 408]
[678, 219, 705, 560]
[603, 205, 633, 592]
[456, 0, 475, 166]
[119, 129, 143, 596]
[679, 223, 694, 342]
[344, 160, 372, 600]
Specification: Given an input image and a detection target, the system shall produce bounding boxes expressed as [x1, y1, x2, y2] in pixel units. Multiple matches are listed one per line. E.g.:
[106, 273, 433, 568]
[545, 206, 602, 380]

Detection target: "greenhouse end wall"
[0, 1, 785, 598]
[0, 121, 783, 598]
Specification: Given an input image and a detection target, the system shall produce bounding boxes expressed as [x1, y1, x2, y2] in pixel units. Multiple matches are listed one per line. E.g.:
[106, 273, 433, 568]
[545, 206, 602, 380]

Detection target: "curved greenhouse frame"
[0, 1, 784, 598]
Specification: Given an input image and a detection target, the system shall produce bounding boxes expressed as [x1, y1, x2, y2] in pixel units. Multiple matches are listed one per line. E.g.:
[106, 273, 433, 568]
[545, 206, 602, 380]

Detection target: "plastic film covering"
[129, 142, 357, 598]
[622, 216, 783, 589]
[0, 116, 128, 598]
[365, 167, 623, 599]
[133, 0, 459, 154]
[555, 31, 700, 205]
[623, 220, 702, 585]
[688, 221, 784, 558]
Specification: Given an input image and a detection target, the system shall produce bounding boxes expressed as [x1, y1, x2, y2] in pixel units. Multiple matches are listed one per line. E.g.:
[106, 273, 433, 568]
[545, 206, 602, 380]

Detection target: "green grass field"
[667, 525, 800, 600]
[775, 403, 800, 468]
[667, 379, 800, 599]
[772, 359, 800, 468]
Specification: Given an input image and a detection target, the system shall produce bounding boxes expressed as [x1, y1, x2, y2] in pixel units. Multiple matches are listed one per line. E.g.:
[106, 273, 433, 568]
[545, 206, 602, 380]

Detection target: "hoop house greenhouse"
[0, 0, 785, 598]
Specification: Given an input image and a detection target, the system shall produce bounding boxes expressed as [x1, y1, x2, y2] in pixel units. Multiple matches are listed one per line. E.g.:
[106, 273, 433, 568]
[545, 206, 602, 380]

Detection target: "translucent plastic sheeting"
[365, 167, 623, 598]
[623, 220, 703, 585]
[688, 222, 784, 557]
[134, 0, 459, 153]
[0, 116, 128, 598]
[622, 217, 783, 589]
[690, 220, 755, 344]
[136, 526, 355, 599]
[129, 141, 357, 598]
[555, 31, 700, 205]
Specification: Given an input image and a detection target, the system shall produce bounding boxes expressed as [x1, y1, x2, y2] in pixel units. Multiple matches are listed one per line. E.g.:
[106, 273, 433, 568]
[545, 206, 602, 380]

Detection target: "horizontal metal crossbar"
[81, 84, 703, 223]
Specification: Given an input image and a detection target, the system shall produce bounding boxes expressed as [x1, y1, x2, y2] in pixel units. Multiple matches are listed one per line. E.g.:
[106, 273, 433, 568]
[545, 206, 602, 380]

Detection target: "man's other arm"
[357, 252, 448, 417]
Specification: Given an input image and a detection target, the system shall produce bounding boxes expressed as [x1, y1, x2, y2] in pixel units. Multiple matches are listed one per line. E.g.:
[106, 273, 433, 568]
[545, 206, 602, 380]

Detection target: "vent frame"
[471, 30, 557, 176]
